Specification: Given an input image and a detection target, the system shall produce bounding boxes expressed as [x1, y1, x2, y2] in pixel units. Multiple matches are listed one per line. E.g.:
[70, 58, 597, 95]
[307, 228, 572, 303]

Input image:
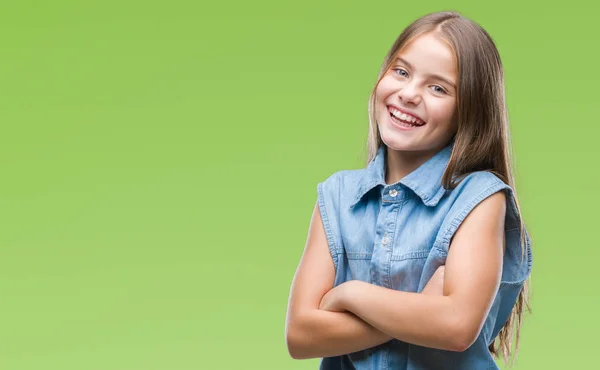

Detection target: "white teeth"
[402, 113, 417, 123]
[390, 107, 423, 125]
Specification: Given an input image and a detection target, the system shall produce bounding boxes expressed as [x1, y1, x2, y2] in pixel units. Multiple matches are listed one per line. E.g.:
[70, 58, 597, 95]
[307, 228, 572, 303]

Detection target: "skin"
[375, 32, 459, 183]
[285, 32, 506, 359]
[285, 203, 447, 360]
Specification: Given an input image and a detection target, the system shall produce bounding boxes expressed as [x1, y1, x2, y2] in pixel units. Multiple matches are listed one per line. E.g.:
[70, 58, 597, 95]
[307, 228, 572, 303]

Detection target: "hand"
[318, 281, 353, 312]
[422, 265, 445, 296]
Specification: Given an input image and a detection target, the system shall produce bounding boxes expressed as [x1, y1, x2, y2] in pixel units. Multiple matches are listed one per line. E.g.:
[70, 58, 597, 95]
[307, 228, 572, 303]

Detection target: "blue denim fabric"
[316, 141, 533, 370]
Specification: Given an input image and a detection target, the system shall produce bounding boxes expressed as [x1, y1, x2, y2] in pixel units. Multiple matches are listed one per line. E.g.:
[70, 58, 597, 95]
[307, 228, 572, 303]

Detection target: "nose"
[397, 81, 421, 105]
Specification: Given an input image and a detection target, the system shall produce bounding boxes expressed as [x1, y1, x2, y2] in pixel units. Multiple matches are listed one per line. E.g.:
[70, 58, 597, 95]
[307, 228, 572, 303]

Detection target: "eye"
[430, 85, 447, 95]
[392, 68, 409, 78]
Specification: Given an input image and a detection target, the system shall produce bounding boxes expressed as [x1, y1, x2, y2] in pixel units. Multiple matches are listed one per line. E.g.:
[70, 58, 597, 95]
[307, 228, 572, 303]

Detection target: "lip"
[388, 112, 423, 131]
[387, 104, 425, 124]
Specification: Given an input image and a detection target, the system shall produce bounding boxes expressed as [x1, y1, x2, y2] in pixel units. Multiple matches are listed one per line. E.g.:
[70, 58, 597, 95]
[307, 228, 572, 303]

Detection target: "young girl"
[285, 11, 533, 370]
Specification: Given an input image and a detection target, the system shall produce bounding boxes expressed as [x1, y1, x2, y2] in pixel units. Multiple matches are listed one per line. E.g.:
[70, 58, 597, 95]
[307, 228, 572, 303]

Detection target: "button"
[389, 189, 398, 197]
[382, 234, 390, 245]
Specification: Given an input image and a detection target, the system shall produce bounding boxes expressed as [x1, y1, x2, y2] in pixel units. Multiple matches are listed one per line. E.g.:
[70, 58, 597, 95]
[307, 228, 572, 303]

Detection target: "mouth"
[387, 105, 426, 129]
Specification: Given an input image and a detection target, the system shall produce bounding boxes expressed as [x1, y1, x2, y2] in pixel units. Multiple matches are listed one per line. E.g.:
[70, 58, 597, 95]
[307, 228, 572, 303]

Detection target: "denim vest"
[316, 142, 533, 370]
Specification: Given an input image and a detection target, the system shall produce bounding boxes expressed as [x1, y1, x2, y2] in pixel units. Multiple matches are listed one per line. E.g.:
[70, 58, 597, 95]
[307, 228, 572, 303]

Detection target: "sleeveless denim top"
[316, 141, 533, 370]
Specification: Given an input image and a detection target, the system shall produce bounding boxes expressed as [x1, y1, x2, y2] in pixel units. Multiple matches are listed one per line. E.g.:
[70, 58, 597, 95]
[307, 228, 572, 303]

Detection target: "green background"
[0, 0, 595, 369]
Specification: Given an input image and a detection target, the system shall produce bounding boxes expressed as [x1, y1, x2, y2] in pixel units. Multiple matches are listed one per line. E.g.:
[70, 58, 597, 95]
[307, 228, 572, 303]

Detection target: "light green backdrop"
[0, 0, 596, 369]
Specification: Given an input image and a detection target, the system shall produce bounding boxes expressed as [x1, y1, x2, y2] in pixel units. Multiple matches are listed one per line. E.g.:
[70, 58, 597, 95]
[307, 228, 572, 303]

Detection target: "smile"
[387, 105, 425, 126]
[387, 106, 425, 129]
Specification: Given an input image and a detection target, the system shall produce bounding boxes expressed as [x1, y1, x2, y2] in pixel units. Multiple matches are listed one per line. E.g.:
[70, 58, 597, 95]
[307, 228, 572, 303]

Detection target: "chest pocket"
[389, 250, 431, 292]
[338, 237, 375, 285]
[337, 205, 380, 284]
[388, 206, 441, 292]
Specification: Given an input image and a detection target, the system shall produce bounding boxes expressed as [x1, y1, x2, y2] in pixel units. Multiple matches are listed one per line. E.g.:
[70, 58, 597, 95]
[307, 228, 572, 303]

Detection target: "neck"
[384, 146, 441, 185]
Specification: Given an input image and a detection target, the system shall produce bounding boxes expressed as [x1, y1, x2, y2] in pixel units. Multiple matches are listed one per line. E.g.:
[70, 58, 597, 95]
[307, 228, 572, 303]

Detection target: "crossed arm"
[285, 191, 506, 359]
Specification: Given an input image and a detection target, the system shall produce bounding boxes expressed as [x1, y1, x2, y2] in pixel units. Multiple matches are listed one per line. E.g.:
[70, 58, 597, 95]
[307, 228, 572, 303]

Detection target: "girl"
[285, 11, 533, 370]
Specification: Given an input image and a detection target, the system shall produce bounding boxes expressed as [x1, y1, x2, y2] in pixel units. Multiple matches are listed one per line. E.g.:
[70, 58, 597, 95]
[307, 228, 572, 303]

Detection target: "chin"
[379, 128, 418, 151]
[380, 137, 417, 152]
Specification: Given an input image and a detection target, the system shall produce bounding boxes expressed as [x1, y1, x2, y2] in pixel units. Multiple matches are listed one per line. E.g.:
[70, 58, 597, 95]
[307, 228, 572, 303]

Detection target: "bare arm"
[285, 201, 392, 359]
[328, 191, 506, 352]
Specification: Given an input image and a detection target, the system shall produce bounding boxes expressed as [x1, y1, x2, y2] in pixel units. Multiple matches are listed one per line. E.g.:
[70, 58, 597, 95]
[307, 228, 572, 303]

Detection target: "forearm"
[287, 308, 392, 359]
[342, 281, 468, 352]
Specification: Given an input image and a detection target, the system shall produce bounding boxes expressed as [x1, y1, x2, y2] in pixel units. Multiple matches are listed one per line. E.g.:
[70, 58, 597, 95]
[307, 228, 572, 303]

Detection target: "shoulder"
[442, 171, 511, 215]
[315, 169, 366, 267]
[317, 168, 366, 203]
[318, 168, 365, 188]
[451, 171, 508, 198]
[436, 171, 513, 248]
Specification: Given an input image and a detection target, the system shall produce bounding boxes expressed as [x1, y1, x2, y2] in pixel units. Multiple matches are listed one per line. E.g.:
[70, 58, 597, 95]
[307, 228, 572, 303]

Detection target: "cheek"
[375, 77, 397, 98]
[429, 101, 456, 124]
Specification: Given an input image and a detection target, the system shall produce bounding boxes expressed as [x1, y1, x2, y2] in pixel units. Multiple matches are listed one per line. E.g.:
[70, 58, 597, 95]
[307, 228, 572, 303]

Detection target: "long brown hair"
[365, 11, 532, 366]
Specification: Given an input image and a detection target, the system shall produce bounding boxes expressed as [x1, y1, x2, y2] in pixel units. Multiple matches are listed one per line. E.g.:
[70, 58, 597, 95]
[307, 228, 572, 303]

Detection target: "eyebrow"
[395, 57, 457, 89]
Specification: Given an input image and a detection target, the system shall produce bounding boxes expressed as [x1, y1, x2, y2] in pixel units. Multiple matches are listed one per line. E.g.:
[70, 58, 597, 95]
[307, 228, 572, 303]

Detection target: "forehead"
[394, 33, 457, 77]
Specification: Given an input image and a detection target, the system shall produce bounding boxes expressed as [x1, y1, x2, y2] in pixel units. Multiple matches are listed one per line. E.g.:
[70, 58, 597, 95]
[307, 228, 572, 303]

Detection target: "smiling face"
[375, 32, 459, 157]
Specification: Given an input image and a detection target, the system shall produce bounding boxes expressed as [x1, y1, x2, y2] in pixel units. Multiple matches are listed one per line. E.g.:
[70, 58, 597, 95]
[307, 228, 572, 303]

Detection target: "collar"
[349, 141, 454, 209]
